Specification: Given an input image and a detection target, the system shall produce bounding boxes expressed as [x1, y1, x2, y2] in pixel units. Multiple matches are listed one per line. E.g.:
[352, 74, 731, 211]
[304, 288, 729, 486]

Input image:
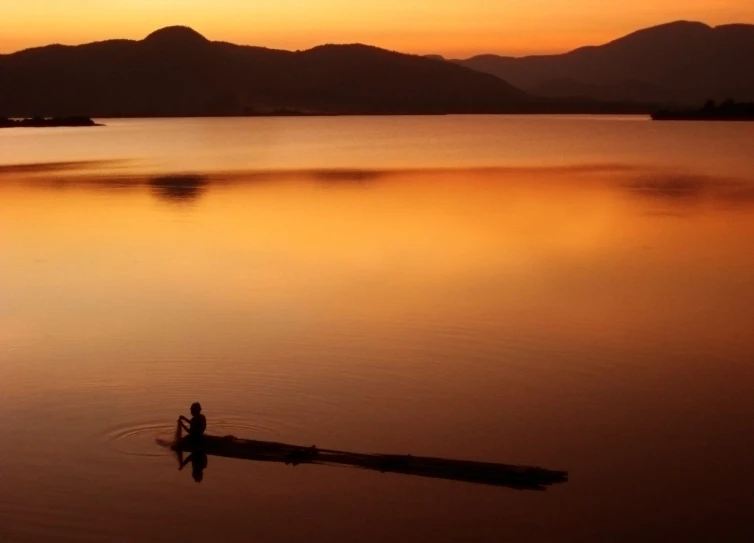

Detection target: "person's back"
[179, 402, 206, 441]
[189, 412, 206, 439]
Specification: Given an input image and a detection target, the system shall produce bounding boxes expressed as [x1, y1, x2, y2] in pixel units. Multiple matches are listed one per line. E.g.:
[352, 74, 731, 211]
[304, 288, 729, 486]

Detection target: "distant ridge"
[448, 21, 754, 104]
[0, 27, 528, 117]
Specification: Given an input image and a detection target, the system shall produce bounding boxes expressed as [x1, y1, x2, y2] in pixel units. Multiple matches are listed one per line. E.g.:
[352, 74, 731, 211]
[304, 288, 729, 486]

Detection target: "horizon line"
[1, 19, 750, 59]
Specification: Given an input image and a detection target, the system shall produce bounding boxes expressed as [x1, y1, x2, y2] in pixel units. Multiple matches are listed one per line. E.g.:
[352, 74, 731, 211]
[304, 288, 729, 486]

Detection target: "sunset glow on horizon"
[2, 0, 753, 57]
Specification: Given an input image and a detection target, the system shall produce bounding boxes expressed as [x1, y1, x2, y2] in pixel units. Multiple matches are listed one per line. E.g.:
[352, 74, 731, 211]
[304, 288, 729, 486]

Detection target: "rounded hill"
[143, 26, 209, 46]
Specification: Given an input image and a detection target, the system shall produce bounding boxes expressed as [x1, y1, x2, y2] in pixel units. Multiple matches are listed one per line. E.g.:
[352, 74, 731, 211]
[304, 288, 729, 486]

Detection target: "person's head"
[190, 402, 202, 416]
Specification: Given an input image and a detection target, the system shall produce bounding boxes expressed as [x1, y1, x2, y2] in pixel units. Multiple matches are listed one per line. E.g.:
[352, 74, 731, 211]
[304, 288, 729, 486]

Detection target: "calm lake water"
[1, 116, 754, 542]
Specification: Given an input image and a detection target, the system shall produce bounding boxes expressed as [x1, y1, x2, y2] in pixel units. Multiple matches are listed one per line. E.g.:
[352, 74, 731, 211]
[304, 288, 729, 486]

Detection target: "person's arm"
[179, 418, 191, 432]
[178, 453, 195, 471]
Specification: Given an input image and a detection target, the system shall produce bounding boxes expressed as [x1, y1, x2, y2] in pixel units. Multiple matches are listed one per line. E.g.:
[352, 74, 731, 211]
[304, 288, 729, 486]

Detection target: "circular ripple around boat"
[103, 421, 178, 457]
[102, 417, 281, 457]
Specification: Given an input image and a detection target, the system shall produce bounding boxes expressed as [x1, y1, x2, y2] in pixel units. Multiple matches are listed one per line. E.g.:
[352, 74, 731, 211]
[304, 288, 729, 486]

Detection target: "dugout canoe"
[167, 434, 568, 491]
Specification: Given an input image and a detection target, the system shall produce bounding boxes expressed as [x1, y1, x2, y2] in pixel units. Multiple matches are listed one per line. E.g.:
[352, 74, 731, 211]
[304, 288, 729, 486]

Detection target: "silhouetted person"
[178, 402, 206, 442]
[179, 451, 208, 483]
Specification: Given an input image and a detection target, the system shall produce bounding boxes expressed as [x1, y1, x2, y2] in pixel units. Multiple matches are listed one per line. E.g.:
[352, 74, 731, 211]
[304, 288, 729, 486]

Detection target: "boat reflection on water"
[162, 435, 568, 491]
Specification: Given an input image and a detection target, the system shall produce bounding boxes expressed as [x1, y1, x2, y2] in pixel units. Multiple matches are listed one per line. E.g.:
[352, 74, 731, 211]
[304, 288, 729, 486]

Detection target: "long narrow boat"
[168, 434, 568, 491]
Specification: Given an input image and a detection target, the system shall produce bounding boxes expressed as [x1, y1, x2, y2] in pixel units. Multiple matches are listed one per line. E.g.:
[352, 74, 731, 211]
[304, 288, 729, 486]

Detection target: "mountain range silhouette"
[445, 21, 754, 104]
[1, 21, 752, 117]
[0, 26, 526, 117]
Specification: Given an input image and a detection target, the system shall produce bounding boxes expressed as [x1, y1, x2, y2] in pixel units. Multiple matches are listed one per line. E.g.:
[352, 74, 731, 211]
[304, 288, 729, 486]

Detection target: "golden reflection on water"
[2, 166, 754, 395]
[1, 164, 754, 542]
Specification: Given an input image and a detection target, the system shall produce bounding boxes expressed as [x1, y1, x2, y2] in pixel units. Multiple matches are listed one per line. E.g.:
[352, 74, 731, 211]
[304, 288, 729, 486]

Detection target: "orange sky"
[1, 0, 753, 57]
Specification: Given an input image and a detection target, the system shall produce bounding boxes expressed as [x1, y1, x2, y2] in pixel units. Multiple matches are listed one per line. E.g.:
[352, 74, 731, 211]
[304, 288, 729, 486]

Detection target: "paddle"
[174, 418, 183, 445]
